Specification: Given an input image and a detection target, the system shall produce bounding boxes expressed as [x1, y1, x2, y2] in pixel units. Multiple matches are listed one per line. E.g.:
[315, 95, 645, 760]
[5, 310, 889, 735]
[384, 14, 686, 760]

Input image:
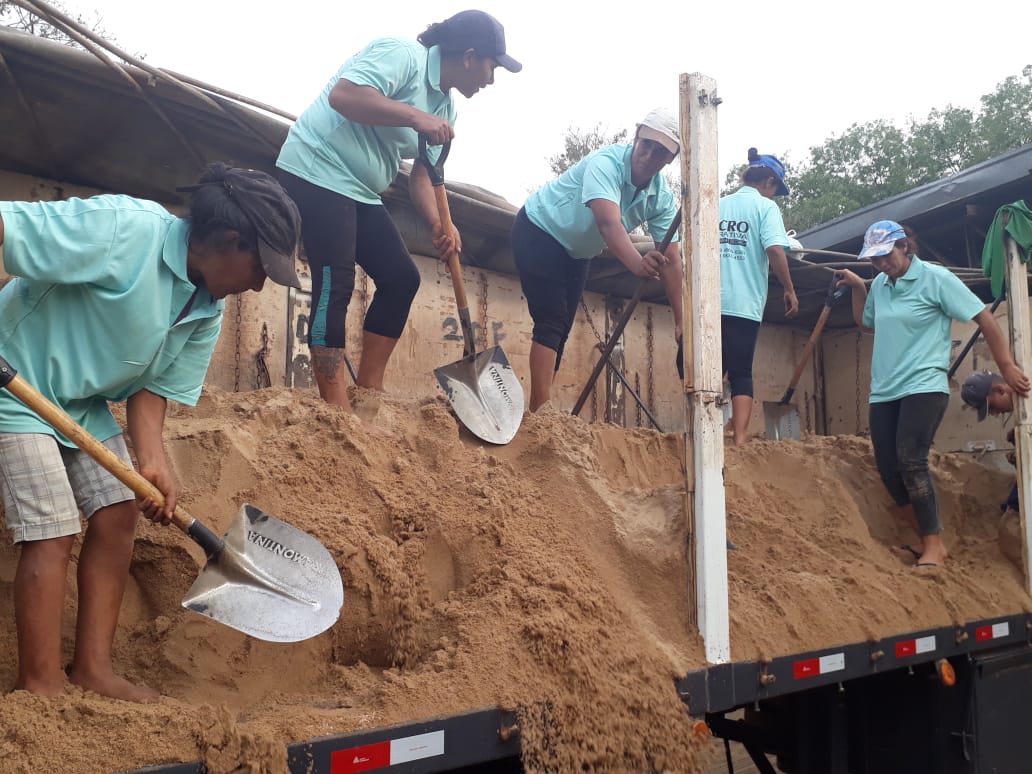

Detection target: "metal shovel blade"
[763, 402, 801, 441]
[434, 346, 524, 445]
[182, 503, 344, 643]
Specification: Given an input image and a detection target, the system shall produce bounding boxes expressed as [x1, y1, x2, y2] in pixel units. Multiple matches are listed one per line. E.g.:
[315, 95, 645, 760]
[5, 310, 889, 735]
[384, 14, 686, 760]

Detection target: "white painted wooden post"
[1004, 235, 1032, 594]
[679, 72, 729, 663]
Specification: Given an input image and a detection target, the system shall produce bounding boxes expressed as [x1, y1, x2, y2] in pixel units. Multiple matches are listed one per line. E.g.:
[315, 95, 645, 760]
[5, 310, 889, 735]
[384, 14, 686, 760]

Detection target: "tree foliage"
[547, 123, 627, 177]
[721, 65, 1032, 233]
[1, 1, 128, 53]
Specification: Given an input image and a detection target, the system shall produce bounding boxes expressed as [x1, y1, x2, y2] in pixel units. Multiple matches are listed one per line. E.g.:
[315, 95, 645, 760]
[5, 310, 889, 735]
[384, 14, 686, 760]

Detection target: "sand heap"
[0, 386, 1027, 774]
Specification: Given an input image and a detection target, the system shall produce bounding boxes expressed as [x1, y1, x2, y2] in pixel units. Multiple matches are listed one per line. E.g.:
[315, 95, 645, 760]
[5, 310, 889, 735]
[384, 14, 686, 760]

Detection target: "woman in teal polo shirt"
[718, 148, 799, 446]
[0, 163, 302, 701]
[837, 220, 1029, 568]
[276, 10, 521, 417]
[510, 108, 684, 412]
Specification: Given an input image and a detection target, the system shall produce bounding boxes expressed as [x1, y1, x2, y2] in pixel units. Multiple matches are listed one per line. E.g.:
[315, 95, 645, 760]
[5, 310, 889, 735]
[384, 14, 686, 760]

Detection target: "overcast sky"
[72, 0, 1031, 206]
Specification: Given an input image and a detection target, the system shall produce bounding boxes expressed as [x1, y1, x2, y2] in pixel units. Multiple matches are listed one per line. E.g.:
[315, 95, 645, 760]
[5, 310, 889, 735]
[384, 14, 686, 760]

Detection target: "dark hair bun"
[747, 147, 759, 163]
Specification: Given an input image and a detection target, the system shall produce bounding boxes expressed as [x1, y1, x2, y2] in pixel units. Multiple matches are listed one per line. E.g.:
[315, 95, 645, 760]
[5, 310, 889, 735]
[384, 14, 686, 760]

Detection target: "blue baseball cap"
[859, 220, 907, 260]
[747, 153, 790, 196]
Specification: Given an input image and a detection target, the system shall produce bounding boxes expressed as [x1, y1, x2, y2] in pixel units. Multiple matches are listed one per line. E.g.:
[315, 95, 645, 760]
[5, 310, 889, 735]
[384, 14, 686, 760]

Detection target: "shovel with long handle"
[762, 273, 844, 440]
[418, 136, 525, 445]
[571, 209, 682, 418]
[0, 355, 344, 643]
[778, 273, 846, 405]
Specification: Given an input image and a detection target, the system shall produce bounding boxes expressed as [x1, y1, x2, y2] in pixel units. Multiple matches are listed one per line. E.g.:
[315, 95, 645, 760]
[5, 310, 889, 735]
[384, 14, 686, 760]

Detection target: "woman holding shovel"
[0, 163, 302, 701]
[836, 220, 1029, 569]
[276, 10, 521, 416]
[511, 108, 684, 412]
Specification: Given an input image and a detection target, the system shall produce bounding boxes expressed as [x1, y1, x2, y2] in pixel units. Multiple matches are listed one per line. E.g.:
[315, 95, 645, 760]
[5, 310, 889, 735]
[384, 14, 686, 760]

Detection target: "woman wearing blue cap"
[718, 148, 799, 445]
[276, 10, 521, 418]
[837, 221, 1029, 568]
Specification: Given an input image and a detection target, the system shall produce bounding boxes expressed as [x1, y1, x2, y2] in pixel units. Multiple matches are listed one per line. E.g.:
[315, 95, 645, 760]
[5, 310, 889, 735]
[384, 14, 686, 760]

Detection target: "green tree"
[726, 66, 1032, 233]
[547, 123, 627, 177]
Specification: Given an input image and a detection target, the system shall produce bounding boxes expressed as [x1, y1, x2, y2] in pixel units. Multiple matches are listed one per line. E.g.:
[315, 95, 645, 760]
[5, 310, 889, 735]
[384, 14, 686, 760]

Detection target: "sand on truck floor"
[0, 386, 1026, 773]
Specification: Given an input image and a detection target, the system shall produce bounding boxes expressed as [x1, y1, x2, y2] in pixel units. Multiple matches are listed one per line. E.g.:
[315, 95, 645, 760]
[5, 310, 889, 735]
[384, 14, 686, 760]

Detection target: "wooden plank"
[1005, 235, 1032, 594]
[680, 72, 729, 664]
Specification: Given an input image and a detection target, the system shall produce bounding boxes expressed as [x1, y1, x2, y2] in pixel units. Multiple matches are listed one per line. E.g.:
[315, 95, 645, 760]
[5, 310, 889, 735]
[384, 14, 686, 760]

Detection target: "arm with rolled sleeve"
[583, 155, 658, 278]
[939, 271, 1030, 395]
[144, 316, 222, 407]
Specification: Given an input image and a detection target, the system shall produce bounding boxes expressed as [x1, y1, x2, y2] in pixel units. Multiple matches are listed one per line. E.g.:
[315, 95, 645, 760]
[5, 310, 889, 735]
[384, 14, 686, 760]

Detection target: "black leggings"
[868, 392, 949, 536]
[511, 207, 591, 370]
[277, 170, 419, 346]
[721, 315, 761, 397]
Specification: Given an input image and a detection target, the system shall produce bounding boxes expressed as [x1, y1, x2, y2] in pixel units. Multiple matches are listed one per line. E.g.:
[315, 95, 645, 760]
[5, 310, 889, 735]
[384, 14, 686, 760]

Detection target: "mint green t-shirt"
[862, 256, 986, 403]
[0, 195, 223, 444]
[719, 186, 789, 321]
[276, 38, 456, 204]
[524, 144, 678, 260]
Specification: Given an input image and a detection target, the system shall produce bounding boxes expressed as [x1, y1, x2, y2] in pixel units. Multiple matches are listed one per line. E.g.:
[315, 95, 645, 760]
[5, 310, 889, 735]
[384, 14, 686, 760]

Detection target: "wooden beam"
[680, 72, 729, 664]
[1005, 235, 1032, 594]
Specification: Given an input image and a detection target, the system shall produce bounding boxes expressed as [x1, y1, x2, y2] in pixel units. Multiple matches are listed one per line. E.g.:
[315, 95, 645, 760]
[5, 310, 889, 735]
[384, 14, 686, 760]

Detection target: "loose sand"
[0, 386, 1027, 773]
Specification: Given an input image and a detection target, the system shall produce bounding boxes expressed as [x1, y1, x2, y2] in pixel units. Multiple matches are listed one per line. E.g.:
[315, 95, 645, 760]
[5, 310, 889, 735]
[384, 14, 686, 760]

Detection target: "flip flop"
[915, 561, 940, 568]
[893, 545, 921, 562]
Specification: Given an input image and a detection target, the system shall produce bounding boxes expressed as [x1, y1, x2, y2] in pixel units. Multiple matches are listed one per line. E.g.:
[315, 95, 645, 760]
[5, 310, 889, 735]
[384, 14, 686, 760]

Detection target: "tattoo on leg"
[312, 347, 347, 383]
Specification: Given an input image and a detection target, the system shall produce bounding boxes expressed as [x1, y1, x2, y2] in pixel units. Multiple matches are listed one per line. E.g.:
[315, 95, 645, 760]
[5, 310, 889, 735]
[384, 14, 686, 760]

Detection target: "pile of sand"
[0, 386, 1027, 773]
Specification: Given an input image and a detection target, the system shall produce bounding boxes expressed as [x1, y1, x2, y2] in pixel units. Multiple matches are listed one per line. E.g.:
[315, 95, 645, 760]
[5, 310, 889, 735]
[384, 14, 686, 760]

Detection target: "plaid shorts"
[0, 432, 135, 543]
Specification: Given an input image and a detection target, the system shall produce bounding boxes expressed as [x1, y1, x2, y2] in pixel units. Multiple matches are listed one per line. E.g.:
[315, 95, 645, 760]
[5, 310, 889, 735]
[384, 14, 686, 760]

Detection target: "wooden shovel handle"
[433, 184, 468, 310]
[0, 361, 197, 535]
[781, 304, 832, 401]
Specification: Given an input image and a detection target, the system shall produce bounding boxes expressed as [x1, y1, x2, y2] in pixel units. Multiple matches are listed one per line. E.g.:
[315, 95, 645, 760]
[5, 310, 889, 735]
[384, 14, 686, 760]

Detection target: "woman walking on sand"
[837, 220, 1029, 568]
[276, 10, 521, 422]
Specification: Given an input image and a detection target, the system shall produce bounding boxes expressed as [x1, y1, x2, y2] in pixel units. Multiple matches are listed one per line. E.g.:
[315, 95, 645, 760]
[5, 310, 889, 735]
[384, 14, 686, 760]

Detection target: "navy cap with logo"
[443, 10, 522, 72]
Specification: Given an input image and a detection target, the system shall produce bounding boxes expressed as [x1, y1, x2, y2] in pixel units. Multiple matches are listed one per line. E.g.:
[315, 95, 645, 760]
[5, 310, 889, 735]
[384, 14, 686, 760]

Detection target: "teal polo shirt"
[523, 144, 678, 260]
[276, 38, 456, 204]
[862, 256, 985, 403]
[719, 186, 790, 321]
[0, 195, 223, 444]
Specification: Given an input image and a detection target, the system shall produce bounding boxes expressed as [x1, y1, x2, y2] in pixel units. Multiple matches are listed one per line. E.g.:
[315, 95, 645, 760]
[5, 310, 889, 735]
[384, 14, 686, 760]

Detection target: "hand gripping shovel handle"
[418, 136, 475, 357]
[779, 273, 845, 404]
[0, 356, 225, 557]
[571, 208, 682, 417]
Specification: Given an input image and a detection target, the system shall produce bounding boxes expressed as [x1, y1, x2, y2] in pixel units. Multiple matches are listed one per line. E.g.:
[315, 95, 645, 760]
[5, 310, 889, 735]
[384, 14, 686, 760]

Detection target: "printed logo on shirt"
[720, 219, 751, 252]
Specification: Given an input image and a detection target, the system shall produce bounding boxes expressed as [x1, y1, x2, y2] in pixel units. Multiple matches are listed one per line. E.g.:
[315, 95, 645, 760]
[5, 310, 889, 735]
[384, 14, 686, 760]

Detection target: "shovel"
[571, 210, 682, 418]
[0, 355, 344, 643]
[418, 136, 524, 445]
[764, 273, 846, 441]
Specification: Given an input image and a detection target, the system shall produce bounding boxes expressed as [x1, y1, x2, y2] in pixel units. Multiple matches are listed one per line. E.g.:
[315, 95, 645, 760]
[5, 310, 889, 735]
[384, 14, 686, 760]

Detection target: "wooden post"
[679, 72, 729, 664]
[1005, 235, 1032, 594]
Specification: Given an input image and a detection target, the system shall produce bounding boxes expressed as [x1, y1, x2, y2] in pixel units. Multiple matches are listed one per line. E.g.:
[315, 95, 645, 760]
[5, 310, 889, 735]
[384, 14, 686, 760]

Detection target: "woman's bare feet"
[916, 534, 948, 568]
[67, 666, 159, 703]
[13, 674, 69, 698]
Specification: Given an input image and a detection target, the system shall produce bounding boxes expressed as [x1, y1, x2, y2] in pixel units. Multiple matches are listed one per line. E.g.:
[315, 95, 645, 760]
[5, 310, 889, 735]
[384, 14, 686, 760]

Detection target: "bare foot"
[916, 540, 948, 568]
[362, 421, 395, 440]
[68, 667, 159, 703]
[13, 675, 69, 698]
